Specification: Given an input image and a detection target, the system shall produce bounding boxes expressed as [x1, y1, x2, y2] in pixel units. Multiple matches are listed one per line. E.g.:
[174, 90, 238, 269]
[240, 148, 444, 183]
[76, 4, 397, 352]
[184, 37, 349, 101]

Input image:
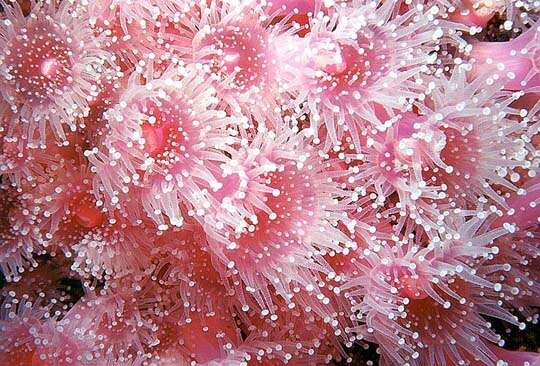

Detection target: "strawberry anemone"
[349, 109, 448, 227]
[171, 0, 295, 121]
[114, 226, 250, 365]
[87, 65, 236, 230]
[144, 221, 357, 364]
[0, 0, 113, 142]
[81, 67, 126, 146]
[36, 163, 154, 279]
[86, 0, 193, 72]
[88, 0, 189, 27]
[275, 1, 448, 144]
[36, 290, 158, 365]
[143, 221, 239, 316]
[342, 213, 523, 365]
[241, 292, 354, 365]
[1, 111, 45, 187]
[203, 125, 357, 310]
[1, 102, 85, 188]
[414, 67, 531, 211]
[0, 256, 78, 319]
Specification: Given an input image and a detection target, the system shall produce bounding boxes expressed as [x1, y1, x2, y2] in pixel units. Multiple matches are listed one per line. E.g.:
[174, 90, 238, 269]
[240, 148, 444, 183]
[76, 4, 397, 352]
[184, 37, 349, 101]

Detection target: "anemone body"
[470, 23, 540, 92]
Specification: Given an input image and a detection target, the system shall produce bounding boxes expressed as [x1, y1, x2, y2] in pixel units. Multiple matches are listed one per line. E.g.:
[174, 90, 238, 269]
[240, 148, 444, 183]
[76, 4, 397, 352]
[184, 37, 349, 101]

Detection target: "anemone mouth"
[116, 78, 221, 183]
[53, 199, 104, 242]
[376, 263, 430, 300]
[198, 22, 270, 92]
[376, 142, 411, 184]
[71, 197, 105, 229]
[3, 17, 75, 108]
[308, 27, 392, 102]
[138, 100, 196, 166]
[211, 170, 243, 202]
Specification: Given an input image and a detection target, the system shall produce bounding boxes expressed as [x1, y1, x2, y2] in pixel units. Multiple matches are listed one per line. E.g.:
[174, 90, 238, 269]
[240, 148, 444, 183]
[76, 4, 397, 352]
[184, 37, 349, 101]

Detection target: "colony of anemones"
[0, 0, 539, 365]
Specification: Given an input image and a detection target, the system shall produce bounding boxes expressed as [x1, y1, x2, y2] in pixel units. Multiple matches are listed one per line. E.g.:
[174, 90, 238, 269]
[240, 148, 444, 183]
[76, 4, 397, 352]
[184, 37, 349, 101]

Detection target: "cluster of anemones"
[0, 0, 539, 365]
